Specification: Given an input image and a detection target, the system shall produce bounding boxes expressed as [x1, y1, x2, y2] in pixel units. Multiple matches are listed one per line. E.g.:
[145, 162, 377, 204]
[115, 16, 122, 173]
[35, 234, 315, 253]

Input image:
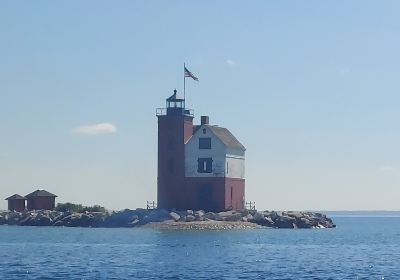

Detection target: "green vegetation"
[55, 203, 107, 213]
[55, 202, 83, 213]
[82, 205, 107, 213]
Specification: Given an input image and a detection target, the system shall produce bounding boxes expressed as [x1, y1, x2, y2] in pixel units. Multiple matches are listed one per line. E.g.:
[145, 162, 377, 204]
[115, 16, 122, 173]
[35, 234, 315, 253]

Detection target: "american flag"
[184, 67, 199, 81]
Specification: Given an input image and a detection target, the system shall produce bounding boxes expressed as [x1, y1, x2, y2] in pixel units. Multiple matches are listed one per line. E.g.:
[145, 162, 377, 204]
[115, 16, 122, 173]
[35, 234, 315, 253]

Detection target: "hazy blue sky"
[1, 1, 399, 211]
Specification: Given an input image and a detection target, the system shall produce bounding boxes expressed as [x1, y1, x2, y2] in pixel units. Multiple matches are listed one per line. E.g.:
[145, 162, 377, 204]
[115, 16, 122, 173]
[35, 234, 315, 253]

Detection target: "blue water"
[0, 217, 399, 279]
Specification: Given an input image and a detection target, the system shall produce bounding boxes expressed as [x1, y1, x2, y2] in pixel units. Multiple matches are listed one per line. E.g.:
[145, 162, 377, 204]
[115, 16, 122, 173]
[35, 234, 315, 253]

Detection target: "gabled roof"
[5, 194, 26, 200]
[193, 125, 246, 150]
[26, 189, 57, 198]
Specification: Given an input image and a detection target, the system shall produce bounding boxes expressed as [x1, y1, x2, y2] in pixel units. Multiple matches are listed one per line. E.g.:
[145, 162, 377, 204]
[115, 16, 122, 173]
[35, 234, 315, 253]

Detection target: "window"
[198, 158, 213, 173]
[199, 137, 211, 149]
[202, 128, 207, 134]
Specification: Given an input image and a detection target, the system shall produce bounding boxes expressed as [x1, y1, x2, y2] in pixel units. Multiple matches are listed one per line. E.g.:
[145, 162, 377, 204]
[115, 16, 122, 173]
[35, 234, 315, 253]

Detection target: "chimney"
[201, 116, 209, 125]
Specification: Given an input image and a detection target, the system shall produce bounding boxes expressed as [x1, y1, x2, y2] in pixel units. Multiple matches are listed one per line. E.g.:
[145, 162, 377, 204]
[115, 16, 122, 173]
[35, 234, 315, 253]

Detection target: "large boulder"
[274, 215, 296, 229]
[18, 211, 53, 226]
[169, 212, 181, 222]
[195, 210, 205, 218]
[140, 209, 170, 224]
[57, 212, 107, 227]
[0, 213, 5, 225]
[242, 214, 254, 222]
[60, 213, 83, 227]
[194, 210, 205, 221]
[103, 209, 142, 227]
[251, 212, 275, 227]
[169, 212, 180, 222]
[19, 215, 33, 226]
[3, 212, 23, 225]
[185, 215, 195, 222]
[252, 212, 265, 223]
[204, 212, 221, 221]
[91, 212, 109, 227]
[218, 211, 243, 222]
[286, 211, 304, 219]
[34, 215, 53, 226]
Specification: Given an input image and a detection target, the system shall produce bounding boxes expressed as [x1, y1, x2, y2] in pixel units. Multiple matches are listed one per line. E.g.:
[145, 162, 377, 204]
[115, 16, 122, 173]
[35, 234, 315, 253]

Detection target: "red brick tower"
[156, 90, 193, 210]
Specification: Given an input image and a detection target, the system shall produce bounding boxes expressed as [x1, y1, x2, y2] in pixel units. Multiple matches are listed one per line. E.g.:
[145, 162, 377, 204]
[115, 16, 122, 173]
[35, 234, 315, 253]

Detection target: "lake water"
[0, 217, 399, 279]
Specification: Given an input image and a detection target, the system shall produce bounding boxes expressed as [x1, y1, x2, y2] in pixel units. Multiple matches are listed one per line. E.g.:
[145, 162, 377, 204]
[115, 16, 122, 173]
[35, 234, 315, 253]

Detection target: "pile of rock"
[244, 210, 335, 229]
[0, 209, 335, 229]
[166, 210, 335, 229]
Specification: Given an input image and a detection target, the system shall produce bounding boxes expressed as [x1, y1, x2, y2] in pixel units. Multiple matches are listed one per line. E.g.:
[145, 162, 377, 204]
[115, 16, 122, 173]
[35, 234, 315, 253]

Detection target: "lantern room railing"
[156, 108, 194, 117]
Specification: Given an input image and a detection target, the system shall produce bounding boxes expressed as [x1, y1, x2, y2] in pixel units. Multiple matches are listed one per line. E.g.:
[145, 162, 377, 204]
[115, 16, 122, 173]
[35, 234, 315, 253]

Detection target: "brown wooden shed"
[5, 194, 26, 212]
[26, 189, 57, 211]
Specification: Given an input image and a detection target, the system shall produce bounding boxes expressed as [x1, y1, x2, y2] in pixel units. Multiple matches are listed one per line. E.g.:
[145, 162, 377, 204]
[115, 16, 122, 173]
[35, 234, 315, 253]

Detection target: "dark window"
[199, 138, 211, 149]
[202, 128, 207, 134]
[198, 158, 213, 173]
[168, 159, 174, 174]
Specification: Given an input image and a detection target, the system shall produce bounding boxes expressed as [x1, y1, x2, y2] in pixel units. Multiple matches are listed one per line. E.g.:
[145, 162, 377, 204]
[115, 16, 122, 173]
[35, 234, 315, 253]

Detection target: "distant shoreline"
[321, 211, 400, 217]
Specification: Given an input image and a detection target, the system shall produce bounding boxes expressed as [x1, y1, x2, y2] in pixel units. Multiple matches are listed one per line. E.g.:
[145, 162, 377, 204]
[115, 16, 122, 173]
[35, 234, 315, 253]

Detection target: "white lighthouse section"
[185, 125, 245, 179]
[226, 147, 245, 179]
[185, 126, 226, 177]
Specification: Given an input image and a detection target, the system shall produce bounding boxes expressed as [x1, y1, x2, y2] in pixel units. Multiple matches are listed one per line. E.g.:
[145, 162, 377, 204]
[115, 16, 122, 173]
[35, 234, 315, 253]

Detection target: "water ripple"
[0, 218, 400, 279]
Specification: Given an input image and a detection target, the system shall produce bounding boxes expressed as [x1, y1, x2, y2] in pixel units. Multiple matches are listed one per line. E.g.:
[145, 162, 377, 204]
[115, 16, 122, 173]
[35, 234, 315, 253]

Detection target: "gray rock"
[195, 210, 205, 217]
[252, 212, 265, 222]
[185, 215, 195, 222]
[128, 219, 140, 227]
[34, 215, 52, 226]
[218, 211, 243, 222]
[195, 215, 205, 221]
[0, 208, 335, 229]
[103, 209, 142, 227]
[245, 214, 254, 221]
[169, 212, 180, 222]
[19, 215, 33, 226]
[142, 209, 170, 223]
[204, 212, 219, 221]
[60, 213, 84, 227]
[274, 215, 296, 228]
[265, 211, 279, 221]
[286, 211, 304, 219]
[53, 220, 64, 226]
[264, 216, 274, 226]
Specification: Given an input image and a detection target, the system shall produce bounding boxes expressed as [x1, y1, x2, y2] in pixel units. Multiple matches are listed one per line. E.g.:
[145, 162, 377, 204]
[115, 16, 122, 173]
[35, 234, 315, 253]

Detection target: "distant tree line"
[55, 202, 107, 213]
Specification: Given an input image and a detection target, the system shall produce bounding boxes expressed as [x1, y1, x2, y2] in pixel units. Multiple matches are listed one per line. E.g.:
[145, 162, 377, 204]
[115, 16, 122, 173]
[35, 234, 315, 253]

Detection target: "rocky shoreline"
[0, 209, 335, 229]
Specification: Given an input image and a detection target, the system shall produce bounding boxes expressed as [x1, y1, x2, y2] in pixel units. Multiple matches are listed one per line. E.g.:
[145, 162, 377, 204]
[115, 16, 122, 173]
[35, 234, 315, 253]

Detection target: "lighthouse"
[156, 90, 194, 210]
[156, 90, 246, 211]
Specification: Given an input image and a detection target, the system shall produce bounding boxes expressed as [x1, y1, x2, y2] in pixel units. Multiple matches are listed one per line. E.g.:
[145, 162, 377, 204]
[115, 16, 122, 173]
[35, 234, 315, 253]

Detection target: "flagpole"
[183, 62, 186, 108]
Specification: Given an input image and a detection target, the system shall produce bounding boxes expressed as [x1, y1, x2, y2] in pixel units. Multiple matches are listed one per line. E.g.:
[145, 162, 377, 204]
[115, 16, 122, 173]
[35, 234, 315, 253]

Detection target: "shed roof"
[193, 125, 246, 150]
[5, 194, 26, 200]
[26, 189, 57, 198]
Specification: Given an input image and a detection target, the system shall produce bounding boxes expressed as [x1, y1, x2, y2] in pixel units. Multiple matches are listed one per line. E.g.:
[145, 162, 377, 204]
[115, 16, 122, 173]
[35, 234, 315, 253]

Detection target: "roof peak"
[193, 124, 246, 150]
[5, 194, 27, 200]
[26, 189, 57, 198]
